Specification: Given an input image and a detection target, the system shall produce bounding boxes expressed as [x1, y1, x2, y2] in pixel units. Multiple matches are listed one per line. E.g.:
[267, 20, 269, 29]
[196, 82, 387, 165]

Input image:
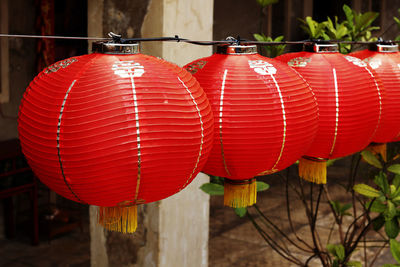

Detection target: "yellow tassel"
[298, 157, 327, 184]
[224, 178, 256, 208]
[366, 143, 387, 162]
[98, 205, 137, 233]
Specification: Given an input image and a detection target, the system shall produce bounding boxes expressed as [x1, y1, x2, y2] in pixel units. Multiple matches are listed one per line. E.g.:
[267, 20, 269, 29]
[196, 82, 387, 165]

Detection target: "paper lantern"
[350, 43, 400, 161]
[18, 42, 214, 233]
[185, 44, 319, 207]
[277, 43, 382, 183]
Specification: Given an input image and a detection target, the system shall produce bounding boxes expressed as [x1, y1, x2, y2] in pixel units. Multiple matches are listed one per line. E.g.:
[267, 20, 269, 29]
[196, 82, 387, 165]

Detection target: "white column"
[88, 0, 214, 266]
[142, 1, 213, 266]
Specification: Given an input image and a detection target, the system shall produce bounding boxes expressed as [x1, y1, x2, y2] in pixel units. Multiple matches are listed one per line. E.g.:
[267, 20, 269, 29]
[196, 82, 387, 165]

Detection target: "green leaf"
[374, 172, 389, 194]
[256, 181, 270, 192]
[356, 12, 379, 32]
[382, 264, 400, 267]
[366, 200, 386, 213]
[341, 203, 352, 213]
[393, 184, 400, 200]
[361, 150, 383, 168]
[393, 175, 400, 188]
[391, 185, 397, 196]
[385, 218, 400, 239]
[327, 244, 337, 255]
[234, 207, 247, 218]
[346, 261, 362, 267]
[253, 33, 267, 42]
[330, 201, 352, 216]
[256, 0, 279, 7]
[390, 239, 400, 263]
[200, 183, 224, 195]
[326, 244, 345, 260]
[335, 244, 345, 261]
[372, 215, 385, 231]
[388, 164, 400, 175]
[353, 184, 381, 198]
[343, 4, 354, 30]
[385, 200, 397, 220]
[330, 201, 340, 214]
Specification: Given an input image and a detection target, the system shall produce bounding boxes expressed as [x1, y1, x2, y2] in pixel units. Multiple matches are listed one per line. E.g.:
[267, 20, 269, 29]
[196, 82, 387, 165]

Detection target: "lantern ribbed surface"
[277, 49, 382, 160]
[184, 49, 319, 180]
[350, 47, 400, 143]
[18, 52, 214, 208]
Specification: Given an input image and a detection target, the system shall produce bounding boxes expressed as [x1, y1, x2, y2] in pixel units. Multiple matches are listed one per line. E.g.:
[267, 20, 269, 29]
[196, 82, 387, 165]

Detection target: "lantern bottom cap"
[224, 178, 257, 208]
[366, 143, 387, 162]
[299, 157, 327, 184]
[98, 205, 137, 233]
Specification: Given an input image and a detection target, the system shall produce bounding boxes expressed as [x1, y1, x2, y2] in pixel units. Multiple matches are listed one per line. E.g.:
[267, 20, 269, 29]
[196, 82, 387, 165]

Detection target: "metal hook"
[108, 32, 122, 43]
[225, 36, 239, 45]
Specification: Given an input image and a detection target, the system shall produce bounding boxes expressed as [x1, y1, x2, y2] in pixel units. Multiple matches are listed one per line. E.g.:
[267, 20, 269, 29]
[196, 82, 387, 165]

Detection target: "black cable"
[0, 33, 399, 46]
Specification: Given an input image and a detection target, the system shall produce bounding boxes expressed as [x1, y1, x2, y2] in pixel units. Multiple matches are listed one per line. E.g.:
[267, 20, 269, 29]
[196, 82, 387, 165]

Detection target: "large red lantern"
[185, 44, 319, 207]
[277, 43, 382, 183]
[18, 42, 214, 233]
[350, 43, 400, 160]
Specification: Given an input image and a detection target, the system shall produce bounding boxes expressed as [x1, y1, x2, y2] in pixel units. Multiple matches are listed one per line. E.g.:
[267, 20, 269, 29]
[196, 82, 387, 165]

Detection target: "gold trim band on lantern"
[128, 64, 142, 203]
[270, 73, 287, 171]
[178, 77, 205, 189]
[57, 79, 84, 203]
[219, 69, 231, 176]
[364, 67, 382, 138]
[329, 68, 339, 156]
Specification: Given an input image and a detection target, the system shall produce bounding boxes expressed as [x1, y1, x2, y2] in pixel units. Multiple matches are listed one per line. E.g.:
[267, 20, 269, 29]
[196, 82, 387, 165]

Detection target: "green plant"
[253, 34, 286, 58]
[394, 9, 400, 41]
[342, 4, 379, 42]
[256, 0, 278, 7]
[299, 4, 379, 53]
[201, 142, 400, 266]
[254, 0, 281, 57]
[299, 16, 329, 40]
[353, 148, 400, 265]
[200, 176, 270, 217]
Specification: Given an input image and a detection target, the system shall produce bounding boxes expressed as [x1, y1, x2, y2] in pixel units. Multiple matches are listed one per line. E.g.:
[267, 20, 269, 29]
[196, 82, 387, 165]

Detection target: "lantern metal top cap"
[370, 43, 399, 53]
[216, 44, 258, 55]
[92, 42, 140, 54]
[304, 42, 338, 53]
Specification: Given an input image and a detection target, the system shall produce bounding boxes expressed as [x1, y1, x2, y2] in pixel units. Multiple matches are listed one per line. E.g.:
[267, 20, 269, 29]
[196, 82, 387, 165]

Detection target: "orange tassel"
[298, 157, 327, 184]
[98, 205, 137, 233]
[224, 178, 257, 208]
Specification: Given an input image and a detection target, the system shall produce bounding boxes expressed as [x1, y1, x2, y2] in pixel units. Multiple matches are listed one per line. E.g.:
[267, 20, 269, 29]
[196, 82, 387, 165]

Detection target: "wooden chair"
[0, 138, 39, 245]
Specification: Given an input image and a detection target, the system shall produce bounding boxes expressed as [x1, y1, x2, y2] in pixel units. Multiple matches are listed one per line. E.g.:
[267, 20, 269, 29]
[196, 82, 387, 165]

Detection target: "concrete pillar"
[88, 0, 213, 266]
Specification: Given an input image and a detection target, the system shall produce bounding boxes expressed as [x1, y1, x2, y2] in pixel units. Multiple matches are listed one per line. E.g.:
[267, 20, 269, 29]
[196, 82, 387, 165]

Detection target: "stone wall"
[0, 0, 36, 141]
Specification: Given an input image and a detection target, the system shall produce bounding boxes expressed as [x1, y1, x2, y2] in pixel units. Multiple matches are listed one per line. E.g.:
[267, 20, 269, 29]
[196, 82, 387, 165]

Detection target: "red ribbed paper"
[185, 52, 319, 180]
[276, 51, 382, 159]
[350, 48, 400, 143]
[18, 53, 214, 207]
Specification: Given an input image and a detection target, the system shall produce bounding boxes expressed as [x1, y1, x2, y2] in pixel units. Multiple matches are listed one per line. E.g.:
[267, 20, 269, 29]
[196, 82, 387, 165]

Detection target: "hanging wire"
[0, 33, 110, 41]
[0, 32, 399, 46]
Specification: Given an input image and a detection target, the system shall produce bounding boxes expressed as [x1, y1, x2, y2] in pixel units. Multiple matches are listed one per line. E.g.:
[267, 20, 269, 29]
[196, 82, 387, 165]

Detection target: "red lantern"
[277, 43, 383, 183]
[18, 42, 214, 233]
[350, 43, 400, 160]
[185, 44, 319, 207]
